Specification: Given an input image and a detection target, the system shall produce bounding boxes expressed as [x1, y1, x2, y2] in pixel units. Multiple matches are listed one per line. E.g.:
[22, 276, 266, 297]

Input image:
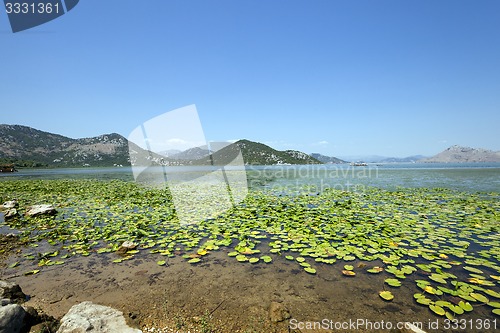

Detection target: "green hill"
[0, 125, 322, 167]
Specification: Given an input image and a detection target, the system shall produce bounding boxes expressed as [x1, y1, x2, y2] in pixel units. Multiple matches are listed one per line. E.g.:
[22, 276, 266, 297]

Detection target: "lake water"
[2, 163, 499, 193]
[2, 164, 500, 331]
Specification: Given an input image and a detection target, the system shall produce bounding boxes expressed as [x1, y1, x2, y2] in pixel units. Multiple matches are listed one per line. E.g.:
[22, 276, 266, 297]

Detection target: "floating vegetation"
[379, 290, 394, 301]
[1, 179, 500, 320]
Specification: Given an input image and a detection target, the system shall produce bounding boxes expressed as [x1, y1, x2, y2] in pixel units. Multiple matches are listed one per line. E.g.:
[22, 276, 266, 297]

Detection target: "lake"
[2, 163, 500, 193]
[1, 163, 500, 332]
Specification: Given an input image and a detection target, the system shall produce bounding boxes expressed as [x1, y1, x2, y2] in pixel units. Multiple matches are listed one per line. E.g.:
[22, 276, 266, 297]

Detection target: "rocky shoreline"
[1, 279, 143, 333]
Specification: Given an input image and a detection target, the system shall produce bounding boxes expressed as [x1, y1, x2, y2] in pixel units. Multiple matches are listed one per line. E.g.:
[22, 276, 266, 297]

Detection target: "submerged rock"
[269, 301, 290, 323]
[56, 301, 142, 333]
[25, 204, 57, 217]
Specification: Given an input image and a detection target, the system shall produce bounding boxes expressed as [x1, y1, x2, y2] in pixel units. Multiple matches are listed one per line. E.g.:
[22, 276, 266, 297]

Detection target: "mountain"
[0, 124, 137, 167]
[309, 153, 347, 164]
[0, 125, 322, 167]
[338, 154, 427, 163]
[235, 140, 321, 165]
[194, 140, 322, 165]
[420, 145, 500, 163]
[156, 149, 181, 157]
[169, 146, 210, 160]
[379, 155, 426, 163]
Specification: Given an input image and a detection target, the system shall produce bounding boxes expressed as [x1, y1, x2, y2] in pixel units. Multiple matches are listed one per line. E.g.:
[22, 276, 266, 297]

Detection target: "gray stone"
[0, 304, 26, 333]
[56, 301, 142, 333]
[3, 209, 17, 220]
[25, 204, 57, 217]
[1, 200, 18, 210]
[269, 301, 290, 323]
[116, 241, 138, 254]
[0, 281, 26, 304]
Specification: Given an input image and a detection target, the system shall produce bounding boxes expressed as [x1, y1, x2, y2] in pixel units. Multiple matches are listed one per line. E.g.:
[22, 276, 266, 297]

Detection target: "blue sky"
[1, 0, 499, 157]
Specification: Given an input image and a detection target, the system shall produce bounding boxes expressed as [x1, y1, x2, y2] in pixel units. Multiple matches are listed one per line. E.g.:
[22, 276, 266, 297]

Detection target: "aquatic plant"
[1, 179, 499, 319]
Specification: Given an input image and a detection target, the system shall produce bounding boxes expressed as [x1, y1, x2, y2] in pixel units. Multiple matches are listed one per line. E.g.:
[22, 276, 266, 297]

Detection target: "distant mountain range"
[309, 153, 347, 164]
[1, 125, 498, 167]
[421, 145, 500, 163]
[0, 125, 320, 167]
[337, 155, 427, 163]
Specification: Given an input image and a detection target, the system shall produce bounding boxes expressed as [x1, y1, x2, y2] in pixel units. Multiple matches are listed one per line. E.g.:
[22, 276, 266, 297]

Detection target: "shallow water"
[2, 163, 499, 193]
[1, 164, 499, 332]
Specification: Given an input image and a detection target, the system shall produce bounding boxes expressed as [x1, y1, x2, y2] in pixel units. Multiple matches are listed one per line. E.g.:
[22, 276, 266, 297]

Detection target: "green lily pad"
[470, 292, 489, 303]
[260, 255, 272, 263]
[487, 302, 500, 308]
[379, 290, 394, 301]
[385, 278, 402, 287]
[366, 266, 383, 274]
[304, 267, 316, 274]
[344, 265, 354, 271]
[458, 301, 473, 312]
[484, 289, 500, 298]
[236, 255, 248, 262]
[429, 304, 445, 316]
[188, 258, 201, 264]
[157, 260, 166, 266]
[249, 257, 259, 264]
[429, 274, 447, 284]
[463, 266, 484, 274]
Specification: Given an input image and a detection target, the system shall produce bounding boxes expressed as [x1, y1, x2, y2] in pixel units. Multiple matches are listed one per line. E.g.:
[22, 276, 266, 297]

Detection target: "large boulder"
[0, 304, 26, 333]
[25, 204, 57, 217]
[0, 281, 26, 304]
[56, 301, 142, 333]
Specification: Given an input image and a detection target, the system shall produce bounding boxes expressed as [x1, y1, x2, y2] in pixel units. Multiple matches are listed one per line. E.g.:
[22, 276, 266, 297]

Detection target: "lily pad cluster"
[1, 179, 500, 320]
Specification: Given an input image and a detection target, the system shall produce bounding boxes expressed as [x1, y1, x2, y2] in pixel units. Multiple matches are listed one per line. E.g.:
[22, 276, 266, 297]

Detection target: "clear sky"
[1, 0, 499, 157]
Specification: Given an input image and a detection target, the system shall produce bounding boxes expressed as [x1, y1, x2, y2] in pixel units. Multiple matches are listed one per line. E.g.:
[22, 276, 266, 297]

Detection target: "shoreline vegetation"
[0, 178, 499, 332]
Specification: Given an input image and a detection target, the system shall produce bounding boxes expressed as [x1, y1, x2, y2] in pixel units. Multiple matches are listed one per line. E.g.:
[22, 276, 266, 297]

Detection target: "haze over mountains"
[1, 125, 499, 167]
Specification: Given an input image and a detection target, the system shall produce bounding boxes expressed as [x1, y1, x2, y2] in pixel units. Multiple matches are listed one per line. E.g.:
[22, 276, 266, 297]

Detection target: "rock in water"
[25, 204, 57, 217]
[1, 200, 18, 210]
[269, 301, 291, 323]
[56, 301, 142, 333]
[0, 304, 26, 333]
[0, 281, 26, 304]
[116, 241, 138, 254]
[3, 209, 18, 220]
